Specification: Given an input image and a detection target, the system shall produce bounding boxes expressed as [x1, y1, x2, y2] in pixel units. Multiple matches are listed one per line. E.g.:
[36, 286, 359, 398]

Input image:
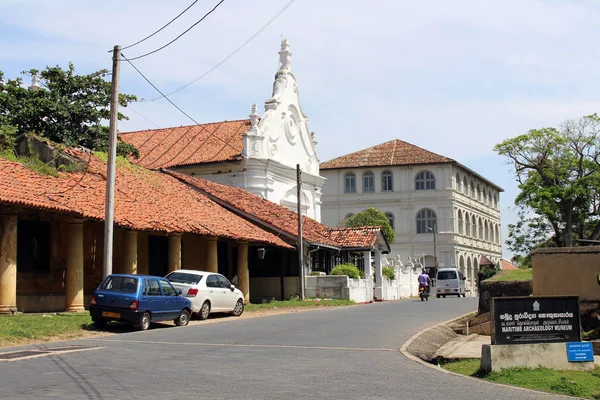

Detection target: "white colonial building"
[121, 39, 323, 221]
[319, 140, 503, 293]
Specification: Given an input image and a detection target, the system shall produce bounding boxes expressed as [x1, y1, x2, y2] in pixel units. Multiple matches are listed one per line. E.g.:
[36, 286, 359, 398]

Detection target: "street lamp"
[427, 222, 438, 270]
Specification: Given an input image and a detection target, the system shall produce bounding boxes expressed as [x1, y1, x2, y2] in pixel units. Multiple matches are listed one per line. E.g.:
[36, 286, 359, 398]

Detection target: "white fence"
[305, 260, 422, 303]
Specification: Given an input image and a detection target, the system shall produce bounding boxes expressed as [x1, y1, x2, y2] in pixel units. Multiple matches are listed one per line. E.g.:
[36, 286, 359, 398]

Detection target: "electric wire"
[139, 0, 297, 102]
[121, 53, 277, 171]
[121, 0, 200, 51]
[125, 0, 226, 61]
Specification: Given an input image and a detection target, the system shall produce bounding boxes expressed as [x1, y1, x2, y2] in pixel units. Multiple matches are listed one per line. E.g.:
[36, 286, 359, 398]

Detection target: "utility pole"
[297, 164, 304, 300]
[103, 45, 120, 278]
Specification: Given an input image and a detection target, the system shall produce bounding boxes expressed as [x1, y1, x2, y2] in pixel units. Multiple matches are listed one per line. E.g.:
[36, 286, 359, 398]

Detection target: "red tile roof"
[319, 139, 455, 170]
[166, 171, 345, 248]
[120, 119, 250, 169]
[0, 151, 291, 248]
[501, 259, 518, 270]
[324, 227, 382, 249]
[479, 255, 496, 266]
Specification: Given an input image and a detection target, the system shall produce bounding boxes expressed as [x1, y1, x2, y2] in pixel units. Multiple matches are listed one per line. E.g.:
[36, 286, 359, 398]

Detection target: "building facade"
[319, 140, 503, 293]
[121, 39, 323, 221]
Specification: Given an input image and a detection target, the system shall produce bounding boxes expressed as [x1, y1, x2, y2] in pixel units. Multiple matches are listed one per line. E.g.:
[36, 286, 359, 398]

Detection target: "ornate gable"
[243, 39, 319, 176]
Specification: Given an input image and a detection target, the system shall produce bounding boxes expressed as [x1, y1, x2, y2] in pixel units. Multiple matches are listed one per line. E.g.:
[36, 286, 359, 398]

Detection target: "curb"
[398, 311, 582, 400]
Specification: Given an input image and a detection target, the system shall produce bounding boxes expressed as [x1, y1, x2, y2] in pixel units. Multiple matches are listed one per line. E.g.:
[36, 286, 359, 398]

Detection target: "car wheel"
[442, 295, 446, 298]
[93, 319, 107, 329]
[198, 301, 211, 320]
[436, 294, 440, 299]
[138, 312, 151, 331]
[175, 309, 190, 326]
[231, 299, 244, 317]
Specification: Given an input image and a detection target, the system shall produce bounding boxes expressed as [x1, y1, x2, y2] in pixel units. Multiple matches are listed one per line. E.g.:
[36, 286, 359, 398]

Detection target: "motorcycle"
[419, 285, 429, 301]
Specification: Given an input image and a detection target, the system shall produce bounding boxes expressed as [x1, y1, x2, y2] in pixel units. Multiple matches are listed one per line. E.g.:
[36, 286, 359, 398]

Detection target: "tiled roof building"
[319, 139, 503, 296]
[122, 39, 325, 221]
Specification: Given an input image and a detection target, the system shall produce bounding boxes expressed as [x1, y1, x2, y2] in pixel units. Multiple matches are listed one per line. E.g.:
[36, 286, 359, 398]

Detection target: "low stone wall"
[478, 280, 533, 314]
[305, 276, 350, 300]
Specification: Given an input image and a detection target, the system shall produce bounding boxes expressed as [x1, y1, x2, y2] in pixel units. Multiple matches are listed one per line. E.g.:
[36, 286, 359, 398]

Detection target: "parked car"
[165, 269, 244, 320]
[90, 274, 192, 330]
[435, 267, 467, 298]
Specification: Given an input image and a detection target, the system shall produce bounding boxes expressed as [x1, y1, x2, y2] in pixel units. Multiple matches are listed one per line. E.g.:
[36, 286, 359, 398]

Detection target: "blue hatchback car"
[89, 274, 192, 331]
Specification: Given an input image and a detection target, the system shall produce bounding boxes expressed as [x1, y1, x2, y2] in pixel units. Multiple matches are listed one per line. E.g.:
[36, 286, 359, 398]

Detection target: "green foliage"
[0, 65, 138, 157]
[0, 312, 92, 346]
[0, 149, 60, 176]
[486, 268, 533, 282]
[330, 263, 361, 279]
[495, 115, 600, 259]
[442, 360, 600, 399]
[478, 265, 499, 281]
[0, 124, 17, 150]
[245, 299, 355, 311]
[382, 266, 395, 280]
[345, 207, 396, 244]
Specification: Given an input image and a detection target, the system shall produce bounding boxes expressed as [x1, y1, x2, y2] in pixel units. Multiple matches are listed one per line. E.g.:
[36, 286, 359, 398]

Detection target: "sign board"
[491, 296, 580, 345]
[566, 342, 594, 362]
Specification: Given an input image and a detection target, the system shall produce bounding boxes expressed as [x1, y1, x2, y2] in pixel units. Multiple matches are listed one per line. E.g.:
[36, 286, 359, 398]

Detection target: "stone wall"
[478, 280, 533, 314]
[532, 246, 600, 302]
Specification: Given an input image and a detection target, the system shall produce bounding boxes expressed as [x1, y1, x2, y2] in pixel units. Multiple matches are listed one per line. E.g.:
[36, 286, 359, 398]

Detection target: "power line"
[125, 0, 226, 61]
[121, 0, 200, 51]
[140, 0, 297, 102]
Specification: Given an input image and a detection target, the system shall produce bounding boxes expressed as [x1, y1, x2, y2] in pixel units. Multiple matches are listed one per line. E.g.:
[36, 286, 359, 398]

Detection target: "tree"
[0, 64, 138, 156]
[495, 114, 600, 257]
[345, 207, 396, 244]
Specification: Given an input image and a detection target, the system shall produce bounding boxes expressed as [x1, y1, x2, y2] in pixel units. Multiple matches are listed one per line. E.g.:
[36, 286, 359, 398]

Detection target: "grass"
[441, 359, 600, 399]
[487, 268, 532, 282]
[0, 149, 60, 176]
[245, 299, 355, 311]
[0, 312, 93, 347]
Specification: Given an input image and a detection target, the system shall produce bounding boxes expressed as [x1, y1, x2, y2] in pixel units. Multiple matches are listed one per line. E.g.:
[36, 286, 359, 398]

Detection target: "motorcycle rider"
[417, 269, 432, 296]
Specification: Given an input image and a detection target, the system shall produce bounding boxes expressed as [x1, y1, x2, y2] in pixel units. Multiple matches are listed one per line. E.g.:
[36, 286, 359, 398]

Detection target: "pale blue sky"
[2, 0, 599, 260]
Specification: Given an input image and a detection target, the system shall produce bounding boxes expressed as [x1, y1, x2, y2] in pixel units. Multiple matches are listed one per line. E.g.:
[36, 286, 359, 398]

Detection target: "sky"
[1, 0, 599, 260]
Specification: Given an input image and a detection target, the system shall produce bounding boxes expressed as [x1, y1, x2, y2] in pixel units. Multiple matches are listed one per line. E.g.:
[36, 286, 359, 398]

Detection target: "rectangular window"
[363, 175, 374, 193]
[99, 276, 139, 293]
[17, 219, 51, 274]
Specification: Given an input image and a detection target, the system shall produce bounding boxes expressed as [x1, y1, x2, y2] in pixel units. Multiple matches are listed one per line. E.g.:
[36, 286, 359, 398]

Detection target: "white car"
[165, 270, 244, 320]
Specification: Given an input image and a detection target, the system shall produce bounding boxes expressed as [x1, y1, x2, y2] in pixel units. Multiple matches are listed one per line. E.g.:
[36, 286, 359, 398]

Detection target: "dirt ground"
[0, 306, 335, 349]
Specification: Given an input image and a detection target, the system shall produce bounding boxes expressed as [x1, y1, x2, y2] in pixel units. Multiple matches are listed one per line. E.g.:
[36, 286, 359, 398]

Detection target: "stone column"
[0, 215, 17, 314]
[123, 230, 138, 274]
[363, 251, 372, 277]
[374, 249, 384, 301]
[137, 232, 149, 275]
[65, 219, 85, 312]
[167, 233, 181, 273]
[237, 241, 249, 303]
[205, 237, 218, 273]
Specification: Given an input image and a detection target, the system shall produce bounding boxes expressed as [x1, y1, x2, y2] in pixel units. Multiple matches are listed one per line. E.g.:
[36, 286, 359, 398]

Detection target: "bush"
[383, 266, 395, 280]
[331, 264, 360, 279]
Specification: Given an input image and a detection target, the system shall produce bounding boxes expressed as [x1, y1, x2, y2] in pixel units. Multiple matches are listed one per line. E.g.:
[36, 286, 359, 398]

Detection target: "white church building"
[319, 140, 504, 294]
[122, 39, 323, 221]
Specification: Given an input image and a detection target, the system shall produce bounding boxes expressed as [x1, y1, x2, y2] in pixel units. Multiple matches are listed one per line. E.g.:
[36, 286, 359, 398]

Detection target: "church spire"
[278, 38, 292, 71]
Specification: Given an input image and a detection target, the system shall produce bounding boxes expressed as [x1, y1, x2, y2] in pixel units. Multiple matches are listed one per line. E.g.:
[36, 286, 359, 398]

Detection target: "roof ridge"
[121, 118, 251, 135]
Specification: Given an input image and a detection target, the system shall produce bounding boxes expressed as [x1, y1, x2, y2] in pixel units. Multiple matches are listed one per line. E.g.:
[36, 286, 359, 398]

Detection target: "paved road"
[0, 298, 572, 400]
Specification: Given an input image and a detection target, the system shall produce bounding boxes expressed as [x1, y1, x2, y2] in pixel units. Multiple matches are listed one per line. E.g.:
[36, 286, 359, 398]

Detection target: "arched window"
[455, 173, 460, 191]
[362, 171, 374, 193]
[464, 212, 471, 236]
[472, 215, 477, 238]
[344, 172, 356, 193]
[463, 176, 468, 194]
[416, 208, 437, 234]
[490, 223, 494, 243]
[470, 180, 475, 198]
[484, 220, 489, 241]
[384, 212, 395, 230]
[457, 210, 464, 234]
[477, 184, 482, 201]
[479, 217, 484, 239]
[495, 225, 500, 244]
[415, 171, 436, 190]
[382, 170, 393, 192]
